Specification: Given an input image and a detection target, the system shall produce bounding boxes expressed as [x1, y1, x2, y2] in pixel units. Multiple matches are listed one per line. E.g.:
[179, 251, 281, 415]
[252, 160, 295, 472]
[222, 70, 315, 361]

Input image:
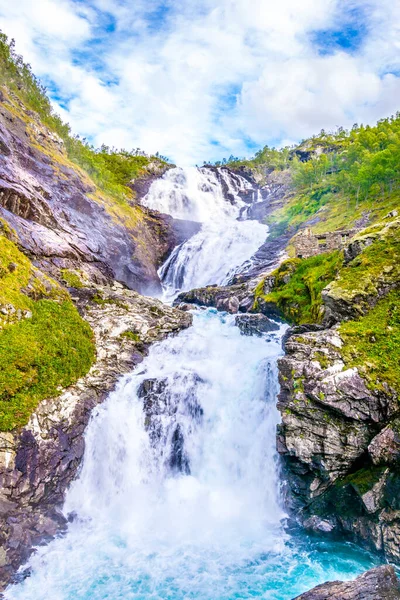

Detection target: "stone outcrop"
[128, 159, 174, 198]
[277, 319, 400, 561]
[0, 284, 192, 590]
[294, 565, 400, 600]
[175, 282, 253, 314]
[322, 219, 400, 325]
[235, 313, 280, 336]
[138, 372, 203, 475]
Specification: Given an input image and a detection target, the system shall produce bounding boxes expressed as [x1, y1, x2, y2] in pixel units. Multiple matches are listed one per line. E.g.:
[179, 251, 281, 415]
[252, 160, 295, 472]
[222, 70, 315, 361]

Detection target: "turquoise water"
[6, 311, 377, 600]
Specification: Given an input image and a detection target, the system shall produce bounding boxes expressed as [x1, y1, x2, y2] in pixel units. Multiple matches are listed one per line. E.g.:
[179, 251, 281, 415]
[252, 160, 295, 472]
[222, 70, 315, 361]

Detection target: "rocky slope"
[274, 219, 400, 560]
[0, 281, 191, 590]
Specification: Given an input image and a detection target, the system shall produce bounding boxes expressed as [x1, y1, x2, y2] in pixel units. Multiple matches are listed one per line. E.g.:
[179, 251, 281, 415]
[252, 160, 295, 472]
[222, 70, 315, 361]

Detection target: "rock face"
[0, 92, 189, 295]
[138, 372, 203, 476]
[277, 323, 400, 561]
[175, 282, 252, 314]
[0, 284, 192, 590]
[294, 565, 400, 600]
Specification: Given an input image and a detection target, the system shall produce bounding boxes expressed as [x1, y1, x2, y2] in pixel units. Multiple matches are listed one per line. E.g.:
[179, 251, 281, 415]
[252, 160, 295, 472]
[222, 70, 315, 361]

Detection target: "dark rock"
[169, 424, 190, 475]
[138, 371, 203, 476]
[175, 283, 250, 314]
[277, 323, 400, 561]
[235, 313, 280, 336]
[128, 161, 174, 198]
[293, 565, 400, 600]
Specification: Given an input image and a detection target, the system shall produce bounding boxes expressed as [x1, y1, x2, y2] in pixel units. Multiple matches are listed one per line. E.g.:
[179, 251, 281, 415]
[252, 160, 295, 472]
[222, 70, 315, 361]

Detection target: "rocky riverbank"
[0, 283, 191, 591]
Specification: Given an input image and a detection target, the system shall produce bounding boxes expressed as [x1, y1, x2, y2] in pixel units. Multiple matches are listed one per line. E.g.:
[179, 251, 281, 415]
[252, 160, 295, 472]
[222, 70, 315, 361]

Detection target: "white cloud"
[0, 0, 399, 164]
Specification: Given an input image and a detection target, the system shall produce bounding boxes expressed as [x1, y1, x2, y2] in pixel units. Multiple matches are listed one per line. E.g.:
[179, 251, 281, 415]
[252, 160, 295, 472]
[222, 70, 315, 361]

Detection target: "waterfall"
[142, 167, 267, 298]
[7, 166, 377, 600]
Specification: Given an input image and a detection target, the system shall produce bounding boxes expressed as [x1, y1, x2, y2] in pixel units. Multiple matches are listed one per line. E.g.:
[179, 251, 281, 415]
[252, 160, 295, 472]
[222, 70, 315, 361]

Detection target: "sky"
[0, 0, 399, 165]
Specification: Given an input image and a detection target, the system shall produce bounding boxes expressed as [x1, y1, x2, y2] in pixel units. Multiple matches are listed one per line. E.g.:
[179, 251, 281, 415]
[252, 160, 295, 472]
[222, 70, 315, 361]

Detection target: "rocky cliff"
[0, 88, 191, 296]
[270, 218, 400, 561]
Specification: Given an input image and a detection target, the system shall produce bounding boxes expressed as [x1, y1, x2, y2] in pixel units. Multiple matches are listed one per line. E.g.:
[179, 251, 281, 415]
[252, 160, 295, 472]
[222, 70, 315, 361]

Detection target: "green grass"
[120, 330, 141, 342]
[340, 289, 400, 394]
[328, 221, 400, 309]
[337, 466, 387, 495]
[0, 300, 95, 430]
[0, 231, 95, 431]
[254, 251, 343, 324]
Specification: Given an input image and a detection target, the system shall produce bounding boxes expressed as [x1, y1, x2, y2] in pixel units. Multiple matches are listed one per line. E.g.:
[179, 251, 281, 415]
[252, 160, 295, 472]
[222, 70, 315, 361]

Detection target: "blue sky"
[0, 0, 399, 165]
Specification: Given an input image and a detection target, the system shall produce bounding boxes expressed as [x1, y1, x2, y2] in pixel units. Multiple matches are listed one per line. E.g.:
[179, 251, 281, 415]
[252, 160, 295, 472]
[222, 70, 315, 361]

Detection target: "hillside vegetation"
[226, 115, 400, 236]
[0, 32, 170, 202]
[254, 216, 400, 397]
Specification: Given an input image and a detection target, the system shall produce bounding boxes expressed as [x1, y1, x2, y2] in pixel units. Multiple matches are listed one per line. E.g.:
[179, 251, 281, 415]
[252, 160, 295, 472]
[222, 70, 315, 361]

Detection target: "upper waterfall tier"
[141, 166, 258, 222]
[142, 167, 268, 298]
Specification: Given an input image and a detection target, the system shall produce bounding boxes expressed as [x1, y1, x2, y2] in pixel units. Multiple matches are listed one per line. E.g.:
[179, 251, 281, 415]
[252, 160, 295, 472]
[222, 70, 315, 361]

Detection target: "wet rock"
[175, 283, 250, 314]
[303, 516, 336, 533]
[235, 313, 280, 336]
[138, 370, 203, 478]
[293, 565, 400, 600]
[169, 424, 190, 475]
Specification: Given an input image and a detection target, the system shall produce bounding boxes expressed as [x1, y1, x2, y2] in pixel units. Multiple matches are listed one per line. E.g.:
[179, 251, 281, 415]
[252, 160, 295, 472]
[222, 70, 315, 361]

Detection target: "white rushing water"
[7, 165, 376, 600]
[142, 167, 267, 298]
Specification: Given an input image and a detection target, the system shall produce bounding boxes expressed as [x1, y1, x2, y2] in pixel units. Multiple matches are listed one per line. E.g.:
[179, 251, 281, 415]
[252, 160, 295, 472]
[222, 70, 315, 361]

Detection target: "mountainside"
[1, 29, 400, 599]
[0, 33, 195, 295]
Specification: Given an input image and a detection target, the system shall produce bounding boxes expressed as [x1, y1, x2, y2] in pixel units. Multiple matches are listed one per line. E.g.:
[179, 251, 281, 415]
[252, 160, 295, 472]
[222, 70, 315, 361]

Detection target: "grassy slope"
[254, 217, 400, 395]
[226, 117, 400, 245]
[0, 222, 95, 431]
[340, 289, 400, 394]
[254, 251, 343, 324]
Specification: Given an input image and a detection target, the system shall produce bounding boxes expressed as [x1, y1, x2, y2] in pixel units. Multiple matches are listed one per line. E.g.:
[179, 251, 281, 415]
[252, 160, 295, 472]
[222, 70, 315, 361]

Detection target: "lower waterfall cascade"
[6, 167, 378, 600]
